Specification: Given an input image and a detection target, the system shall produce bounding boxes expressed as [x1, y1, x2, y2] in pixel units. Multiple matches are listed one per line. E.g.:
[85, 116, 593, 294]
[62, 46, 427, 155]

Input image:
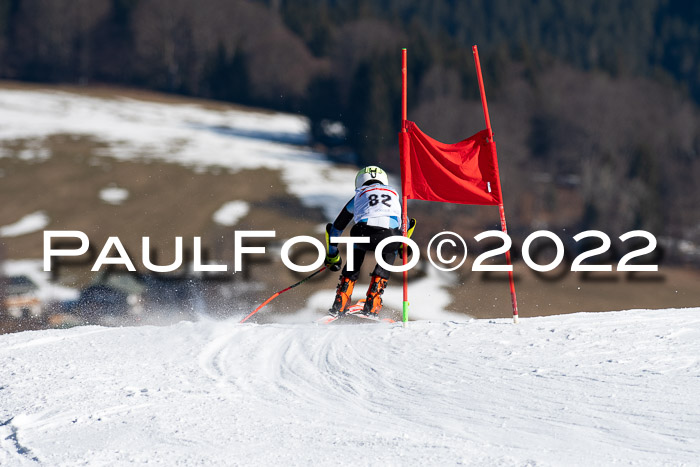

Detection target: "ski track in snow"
[1, 308, 700, 466]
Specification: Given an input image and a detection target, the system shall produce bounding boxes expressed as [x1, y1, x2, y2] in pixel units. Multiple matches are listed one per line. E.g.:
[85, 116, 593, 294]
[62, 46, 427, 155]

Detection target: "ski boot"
[329, 275, 356, 317]
[362, 274, 388, 317]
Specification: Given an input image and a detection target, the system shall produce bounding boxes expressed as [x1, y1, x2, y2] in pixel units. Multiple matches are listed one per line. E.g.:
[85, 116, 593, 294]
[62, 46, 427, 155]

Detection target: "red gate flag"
[399, 120, 502, 206]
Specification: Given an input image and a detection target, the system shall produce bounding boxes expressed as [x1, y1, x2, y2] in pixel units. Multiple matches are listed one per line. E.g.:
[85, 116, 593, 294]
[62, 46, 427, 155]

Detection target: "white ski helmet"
[355, 165, 389, 189]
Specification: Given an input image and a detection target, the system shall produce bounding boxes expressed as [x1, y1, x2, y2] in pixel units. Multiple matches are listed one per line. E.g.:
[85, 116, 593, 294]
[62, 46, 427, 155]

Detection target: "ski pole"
[239, 266, 328, 323]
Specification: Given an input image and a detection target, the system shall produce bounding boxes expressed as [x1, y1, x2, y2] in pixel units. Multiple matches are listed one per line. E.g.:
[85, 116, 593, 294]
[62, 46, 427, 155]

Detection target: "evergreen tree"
[346, 55, 399, 165]
[204, 44, 250, 105]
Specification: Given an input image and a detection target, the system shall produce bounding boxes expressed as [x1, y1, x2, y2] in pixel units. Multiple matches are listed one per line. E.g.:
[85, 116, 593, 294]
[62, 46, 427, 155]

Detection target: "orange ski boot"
[362, 274, 388, 317]
[329, 275, 356, 317]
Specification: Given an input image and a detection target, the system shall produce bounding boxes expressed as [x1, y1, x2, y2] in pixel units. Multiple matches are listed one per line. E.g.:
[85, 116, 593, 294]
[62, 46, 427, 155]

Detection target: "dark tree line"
[1, 0, 699, 243]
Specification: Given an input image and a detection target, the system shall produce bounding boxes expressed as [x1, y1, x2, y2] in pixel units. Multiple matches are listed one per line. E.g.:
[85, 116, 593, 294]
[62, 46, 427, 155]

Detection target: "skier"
[324, 165, 415, 318]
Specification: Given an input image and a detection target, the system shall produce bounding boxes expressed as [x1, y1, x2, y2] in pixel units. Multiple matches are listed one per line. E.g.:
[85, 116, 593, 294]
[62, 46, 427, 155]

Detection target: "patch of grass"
[448, 264, 700, 319]
[0, 134, 325, 288]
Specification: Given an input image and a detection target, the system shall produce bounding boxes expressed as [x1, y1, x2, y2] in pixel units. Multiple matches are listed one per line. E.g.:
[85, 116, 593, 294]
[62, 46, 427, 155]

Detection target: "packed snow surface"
[212, 200, 250, 226]
[0, 211, 49, 238]
[1, 308, 699, 466]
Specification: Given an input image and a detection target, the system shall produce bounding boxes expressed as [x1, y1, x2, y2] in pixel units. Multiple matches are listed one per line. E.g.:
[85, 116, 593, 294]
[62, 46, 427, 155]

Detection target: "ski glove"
[405, 217, 417, 238]
[325, 252, 342, 272]
[325, 223, 342, 271]
[398, 218, 417, 257]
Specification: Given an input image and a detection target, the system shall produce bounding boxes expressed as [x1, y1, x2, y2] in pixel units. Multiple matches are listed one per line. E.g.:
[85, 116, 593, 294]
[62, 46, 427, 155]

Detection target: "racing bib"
[353, 184, 401, 223]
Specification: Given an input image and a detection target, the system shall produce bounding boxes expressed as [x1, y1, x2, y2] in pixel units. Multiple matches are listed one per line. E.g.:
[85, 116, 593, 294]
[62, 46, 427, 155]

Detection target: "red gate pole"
[401, 48, 409, 326]
[472, 45, 520, 324]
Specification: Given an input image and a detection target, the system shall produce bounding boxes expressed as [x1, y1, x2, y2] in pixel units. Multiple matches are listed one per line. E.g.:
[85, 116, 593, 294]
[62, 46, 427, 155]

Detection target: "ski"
[316, 300, 395, 324]
[346, 309, 395, 324]
[316, 314, 340, 325]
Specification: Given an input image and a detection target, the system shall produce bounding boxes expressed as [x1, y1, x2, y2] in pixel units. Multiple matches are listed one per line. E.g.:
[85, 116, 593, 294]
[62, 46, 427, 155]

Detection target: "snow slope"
[1, 308, 699, 466]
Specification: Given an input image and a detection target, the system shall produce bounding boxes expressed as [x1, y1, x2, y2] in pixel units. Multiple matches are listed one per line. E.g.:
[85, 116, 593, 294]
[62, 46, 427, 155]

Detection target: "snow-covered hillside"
[0, 87, 356, 218]
[2, 308, 699, 466]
